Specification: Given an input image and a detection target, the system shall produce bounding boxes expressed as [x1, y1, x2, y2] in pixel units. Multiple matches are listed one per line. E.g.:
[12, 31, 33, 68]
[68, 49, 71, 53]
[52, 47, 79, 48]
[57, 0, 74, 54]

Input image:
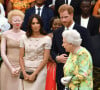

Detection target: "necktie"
[37, 7, 40, 16]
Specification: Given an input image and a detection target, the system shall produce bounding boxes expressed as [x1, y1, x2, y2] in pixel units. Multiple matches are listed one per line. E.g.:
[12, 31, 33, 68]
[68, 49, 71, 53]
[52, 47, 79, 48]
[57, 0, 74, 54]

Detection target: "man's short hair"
[58, 4, 74, 14]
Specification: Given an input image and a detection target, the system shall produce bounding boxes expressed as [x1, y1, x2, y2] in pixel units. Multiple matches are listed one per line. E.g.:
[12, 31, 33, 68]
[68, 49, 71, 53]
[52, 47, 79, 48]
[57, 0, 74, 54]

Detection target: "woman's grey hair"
[62, 29, 82, 46]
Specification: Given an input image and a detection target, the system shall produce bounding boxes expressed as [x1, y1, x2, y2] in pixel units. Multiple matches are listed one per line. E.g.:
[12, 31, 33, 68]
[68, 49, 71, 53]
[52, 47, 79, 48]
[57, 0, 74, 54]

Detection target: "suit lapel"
[78, 16, 81, 25]
[75, 16, 81, 25]
[87, 16, 91, 30]
[32, 7, 35, 14]
[41, 6, 45, 18]
[73, 23, 77, 29]
[61, 26, 65, 33]
[62, 26, 65, 32]
[70, 0, 73, 5]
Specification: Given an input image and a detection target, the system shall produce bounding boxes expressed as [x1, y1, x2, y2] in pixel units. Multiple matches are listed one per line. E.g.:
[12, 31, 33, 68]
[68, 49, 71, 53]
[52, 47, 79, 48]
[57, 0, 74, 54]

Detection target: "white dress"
[1, 33, 23, 90]
[20, 35, 52, 90]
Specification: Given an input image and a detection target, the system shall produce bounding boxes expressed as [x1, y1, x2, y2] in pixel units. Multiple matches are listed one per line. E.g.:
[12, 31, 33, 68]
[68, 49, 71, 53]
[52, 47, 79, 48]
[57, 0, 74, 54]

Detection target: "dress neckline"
[30, 35, 48, 39]
[7, 36, 20, 42]
[76, 47, 83, 54]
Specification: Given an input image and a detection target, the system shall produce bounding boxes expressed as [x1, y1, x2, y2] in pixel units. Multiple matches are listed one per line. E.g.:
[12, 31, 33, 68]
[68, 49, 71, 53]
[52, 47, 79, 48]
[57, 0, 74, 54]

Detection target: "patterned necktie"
[37, 7, 40, 16]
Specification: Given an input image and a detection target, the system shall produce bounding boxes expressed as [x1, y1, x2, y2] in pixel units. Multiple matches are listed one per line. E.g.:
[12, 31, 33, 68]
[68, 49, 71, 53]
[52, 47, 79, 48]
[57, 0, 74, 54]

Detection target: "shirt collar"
[35, 5, 44, 10]
[65, 22, 75, 30]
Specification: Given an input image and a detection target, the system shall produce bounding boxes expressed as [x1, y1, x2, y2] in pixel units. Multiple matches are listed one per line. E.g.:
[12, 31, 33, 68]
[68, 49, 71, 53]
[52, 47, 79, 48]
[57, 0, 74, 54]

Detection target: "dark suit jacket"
[45, 0, 52, 6]
[22, 6, 54, 33]
[51, 23, 93, 84]
[91, 33, 100, 67]
[74, 15, 100, 36]
[55, 0, 81, 16]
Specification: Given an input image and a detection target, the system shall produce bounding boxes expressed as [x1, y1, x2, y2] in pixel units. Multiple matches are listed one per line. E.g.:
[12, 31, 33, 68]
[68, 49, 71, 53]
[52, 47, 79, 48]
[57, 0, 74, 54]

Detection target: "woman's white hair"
[62, 29, 82, 46]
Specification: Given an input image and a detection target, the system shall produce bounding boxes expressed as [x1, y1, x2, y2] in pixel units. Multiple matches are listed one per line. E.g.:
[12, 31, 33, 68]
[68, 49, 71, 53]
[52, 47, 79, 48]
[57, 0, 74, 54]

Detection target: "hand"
[28, 73, 37, 82]
[61, 76, 72, 85]
[11, 68, 19, 76]
[23, 72, 30, 81]
[15, 67, 21, 74]
[16, 67, 21, 71]
[56, 54, 68, 63]
[49, 56, 55, 62]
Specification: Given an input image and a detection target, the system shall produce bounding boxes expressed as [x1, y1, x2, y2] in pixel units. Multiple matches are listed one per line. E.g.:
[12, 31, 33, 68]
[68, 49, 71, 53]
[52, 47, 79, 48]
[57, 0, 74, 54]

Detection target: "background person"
[93, 0, 100, 18]
[48, 16, 62, 37]
[0, 3, 10, 33]
[50, 17, 62, 31]
[22, 0, 54, 33]
[46, 16, 62, 90]
[7, 0, 35, 13]
[55, 0, 81, 17]
[74, 0, 100, 36]
[0, 2, 5, 16]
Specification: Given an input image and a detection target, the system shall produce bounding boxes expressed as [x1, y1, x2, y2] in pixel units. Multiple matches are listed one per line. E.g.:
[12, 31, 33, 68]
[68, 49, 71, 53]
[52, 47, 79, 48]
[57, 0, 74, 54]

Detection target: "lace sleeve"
[44, 36, 52, 49]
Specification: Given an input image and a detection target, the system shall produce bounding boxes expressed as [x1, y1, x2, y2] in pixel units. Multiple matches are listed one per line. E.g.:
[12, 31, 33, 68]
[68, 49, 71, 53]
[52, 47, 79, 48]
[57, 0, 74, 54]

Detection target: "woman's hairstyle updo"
[62, 29, 82, 46]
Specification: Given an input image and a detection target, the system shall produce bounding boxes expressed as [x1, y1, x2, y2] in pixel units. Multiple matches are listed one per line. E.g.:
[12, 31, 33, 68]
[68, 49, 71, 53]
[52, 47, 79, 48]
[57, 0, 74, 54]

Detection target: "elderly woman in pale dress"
[1, 9, 25, 90]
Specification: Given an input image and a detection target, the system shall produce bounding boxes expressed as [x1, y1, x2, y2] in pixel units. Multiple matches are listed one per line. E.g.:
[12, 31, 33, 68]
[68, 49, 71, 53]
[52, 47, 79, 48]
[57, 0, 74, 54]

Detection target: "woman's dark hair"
[26, 14, 46, 37]
[80, 0, 91, 4]
[50, 16, 59, 29]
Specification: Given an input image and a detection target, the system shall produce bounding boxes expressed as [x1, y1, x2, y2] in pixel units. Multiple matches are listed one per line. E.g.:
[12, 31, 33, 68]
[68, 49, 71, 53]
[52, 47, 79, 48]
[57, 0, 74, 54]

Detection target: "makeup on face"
[11, 16, 23, 28]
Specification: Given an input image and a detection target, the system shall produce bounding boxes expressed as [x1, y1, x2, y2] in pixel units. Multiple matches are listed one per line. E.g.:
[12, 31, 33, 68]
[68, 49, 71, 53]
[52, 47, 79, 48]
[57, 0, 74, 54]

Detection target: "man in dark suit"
[51, 4, 93, 90]
[55, 0, 81, 16]
[22, 0, 54, 33]
[74, 0, 100, 36]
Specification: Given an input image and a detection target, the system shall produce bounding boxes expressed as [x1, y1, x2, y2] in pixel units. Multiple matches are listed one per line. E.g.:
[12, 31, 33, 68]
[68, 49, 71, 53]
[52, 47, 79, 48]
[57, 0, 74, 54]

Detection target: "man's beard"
[63, 21, 72, 27]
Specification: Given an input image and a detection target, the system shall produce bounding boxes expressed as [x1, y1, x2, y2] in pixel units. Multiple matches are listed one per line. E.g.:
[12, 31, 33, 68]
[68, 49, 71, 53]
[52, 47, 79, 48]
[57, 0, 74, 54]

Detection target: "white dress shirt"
[65, 22, 75, 30]
[65, 0, 71, 5]
[81, 16, 89, 28]
[35, 5, 44, 17]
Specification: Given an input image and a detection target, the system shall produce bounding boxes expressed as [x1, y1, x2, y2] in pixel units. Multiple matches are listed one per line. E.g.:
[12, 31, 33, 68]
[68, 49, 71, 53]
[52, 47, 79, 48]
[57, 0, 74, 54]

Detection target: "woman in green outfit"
[61, 30, 93, 90]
